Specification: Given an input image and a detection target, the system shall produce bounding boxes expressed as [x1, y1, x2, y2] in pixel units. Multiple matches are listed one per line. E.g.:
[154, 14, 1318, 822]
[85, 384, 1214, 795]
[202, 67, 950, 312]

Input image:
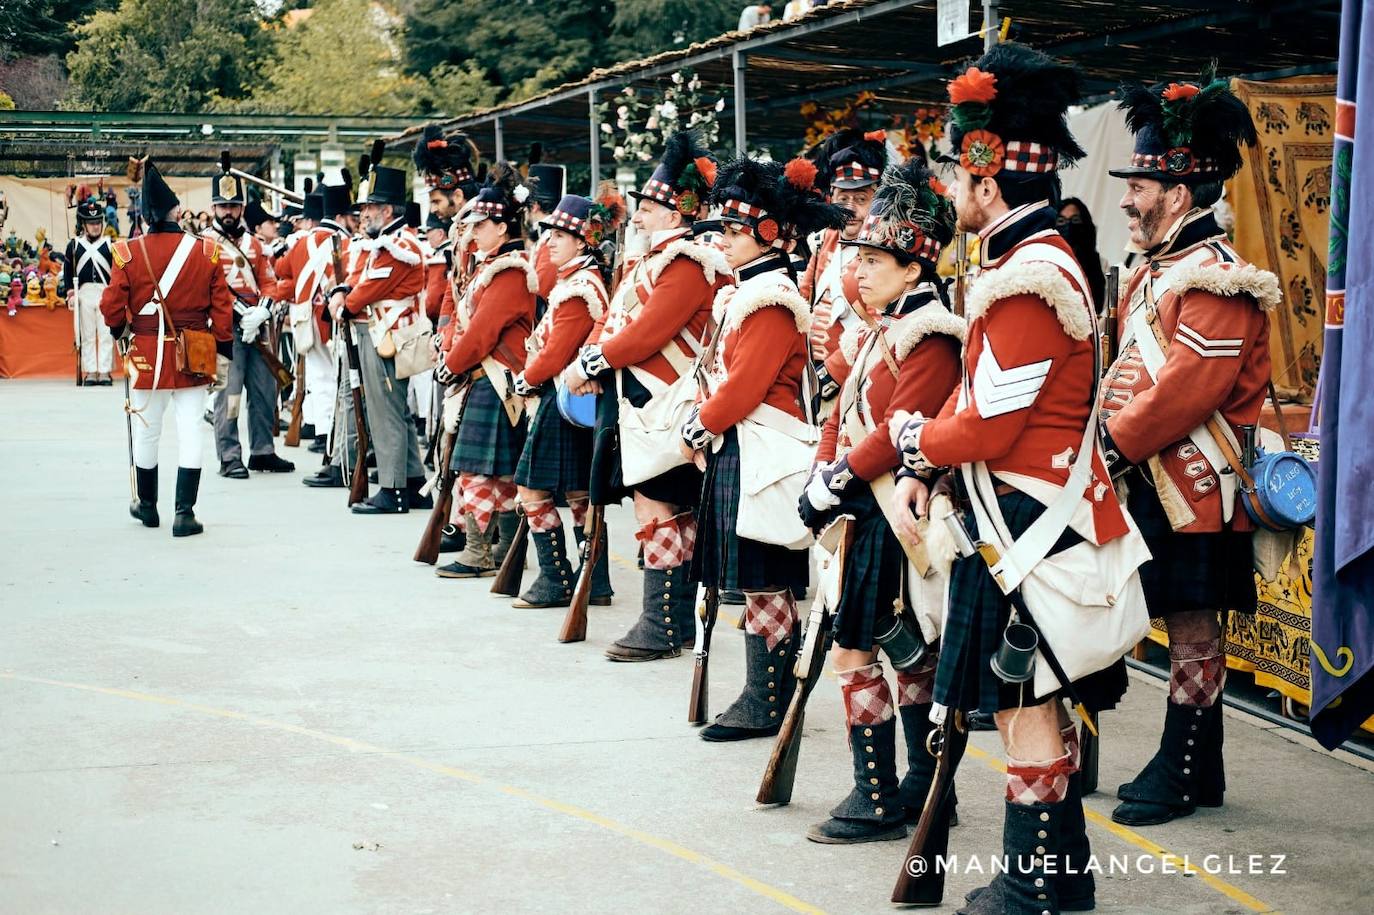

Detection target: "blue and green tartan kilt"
[935, 489, 1128, 716]
[452, 375, 527, 476]
[692, 429, 809, 599]
[831, 489, 907, 652]
[1124, 467, 1257, 617]
[514, 392, 593, 493]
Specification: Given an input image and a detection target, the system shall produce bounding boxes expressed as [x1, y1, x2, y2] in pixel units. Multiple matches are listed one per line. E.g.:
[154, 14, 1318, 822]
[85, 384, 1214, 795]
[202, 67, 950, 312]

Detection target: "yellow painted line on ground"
[1, 671, 825, 915]
[961, 743, 1274, 913]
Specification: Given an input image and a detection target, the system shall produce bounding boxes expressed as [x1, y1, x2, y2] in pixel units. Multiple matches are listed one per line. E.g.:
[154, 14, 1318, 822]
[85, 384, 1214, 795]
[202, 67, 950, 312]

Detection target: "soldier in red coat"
[890, 45, 1150, 913]
[101, 161, 235, 537]
[796, 158, 963, 843]
[566, 131, 729, 662]
[1101, 76, 1271, 828]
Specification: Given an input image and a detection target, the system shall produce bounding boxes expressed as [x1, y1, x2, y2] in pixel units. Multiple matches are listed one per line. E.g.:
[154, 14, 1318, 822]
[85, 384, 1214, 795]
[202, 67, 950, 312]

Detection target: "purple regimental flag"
[1311, 0, 1374, 750]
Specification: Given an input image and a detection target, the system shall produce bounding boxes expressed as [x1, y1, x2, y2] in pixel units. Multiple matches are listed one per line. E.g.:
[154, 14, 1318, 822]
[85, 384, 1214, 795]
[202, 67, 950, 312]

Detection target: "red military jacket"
[101, 229, 234, 389]
[697, 261, 811, 433]
[918, 203, 1128, 546]
[523, 255, 605, 387]
[818, 288, 963, 481]
[422, 240, 452, 323]
[273, 222, 348, 344]
[444, 240, 536, 376]
[800, 228, 862, 359]
[589, 228, 729, 387]
[531, 232, 558, 301]
[201, 223, 276, 314]
[343, 219, 425, 328]
[1101, 208, 1278, 534]
[438, 231, 479, 348]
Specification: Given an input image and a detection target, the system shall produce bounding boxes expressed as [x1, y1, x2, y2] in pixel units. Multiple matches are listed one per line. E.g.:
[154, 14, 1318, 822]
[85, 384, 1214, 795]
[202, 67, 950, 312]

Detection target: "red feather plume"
[694, 156, 718, 187]
[783, 157, 818, 192]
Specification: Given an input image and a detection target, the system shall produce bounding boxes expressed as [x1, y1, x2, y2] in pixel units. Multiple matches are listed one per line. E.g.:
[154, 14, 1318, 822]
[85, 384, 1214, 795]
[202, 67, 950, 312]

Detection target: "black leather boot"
[1113, 700, 1224, 825]
[807, 717, 907, 843]
[958, 800, 1065, 914]
[700, 630, 796, 741]
[172, 467, 203, 537]
[351, 487, 408, 514]
[512, 527, 575, 608]
[572, 524, 614, 605]
[406, 476, 433, 510]
[129, 466, 160, 528]
[439, 522, 466, 553]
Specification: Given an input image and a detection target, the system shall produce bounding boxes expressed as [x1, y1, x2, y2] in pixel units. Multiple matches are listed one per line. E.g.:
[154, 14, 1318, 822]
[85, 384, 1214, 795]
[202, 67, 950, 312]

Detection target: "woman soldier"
[797, 158, 963, 843]
[508, 188, 626, 608]
[680, 156, 848, 742]
[435, 164, 539, 578]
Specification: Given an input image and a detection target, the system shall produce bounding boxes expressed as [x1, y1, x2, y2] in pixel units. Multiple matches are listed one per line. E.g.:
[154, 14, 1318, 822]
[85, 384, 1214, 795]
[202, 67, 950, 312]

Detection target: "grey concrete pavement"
[2, 379, 1371, 914]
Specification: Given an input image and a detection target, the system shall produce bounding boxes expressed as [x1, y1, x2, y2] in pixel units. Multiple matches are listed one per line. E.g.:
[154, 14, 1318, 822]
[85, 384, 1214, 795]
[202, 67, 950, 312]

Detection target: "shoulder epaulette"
[112, 240, 132, 268]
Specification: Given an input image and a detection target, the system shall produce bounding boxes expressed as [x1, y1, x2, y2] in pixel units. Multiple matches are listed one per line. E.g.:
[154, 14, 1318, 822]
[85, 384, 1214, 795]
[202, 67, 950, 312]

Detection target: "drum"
[1243, 448, 1317, 530]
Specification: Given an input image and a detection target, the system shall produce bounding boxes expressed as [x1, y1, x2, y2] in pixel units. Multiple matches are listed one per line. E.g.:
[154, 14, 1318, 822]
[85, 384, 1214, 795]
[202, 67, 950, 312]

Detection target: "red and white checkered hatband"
[833, 162, 881, 184]
[547, 209, 586, 233]
[1002, 140, 1060, 174]
[473, 199, 505, 219]
[639, 177, 677, 206]
[856, 213, 942, 262]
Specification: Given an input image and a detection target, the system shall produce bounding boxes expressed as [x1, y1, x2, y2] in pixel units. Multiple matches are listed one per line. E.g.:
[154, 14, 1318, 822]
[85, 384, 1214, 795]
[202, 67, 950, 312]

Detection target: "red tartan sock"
[743, 589, 796, 650]
[838, 662, 895, 726]
[1006, 752, 1075, 805]
[494, 476, 519, 514]
[523, 498, 561, 533]
[676, 511, 698, 561]
[458, 473, 497, 533]
[896, 655, 938, 707]
[1059, 722, 1082, 773]
[1169, 638, 1226, 707]
[568, 498, 589, 529]
[636, 515, 689, 570]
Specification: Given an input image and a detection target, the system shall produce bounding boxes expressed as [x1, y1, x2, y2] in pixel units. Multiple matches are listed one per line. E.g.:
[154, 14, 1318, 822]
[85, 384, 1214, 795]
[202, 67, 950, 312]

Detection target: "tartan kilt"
[452, 375, 527, 476]
[514, 392, 593, 493]
[1124, 468, 1257, 616]
[692, 429, 808, 598]
[831, 488, 906, 652]
[935, 489, 1128, 716]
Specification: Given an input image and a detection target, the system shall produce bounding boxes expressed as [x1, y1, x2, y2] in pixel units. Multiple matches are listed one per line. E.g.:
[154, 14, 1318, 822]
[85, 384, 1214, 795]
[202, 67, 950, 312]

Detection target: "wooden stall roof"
[392, 0, 1339, 161]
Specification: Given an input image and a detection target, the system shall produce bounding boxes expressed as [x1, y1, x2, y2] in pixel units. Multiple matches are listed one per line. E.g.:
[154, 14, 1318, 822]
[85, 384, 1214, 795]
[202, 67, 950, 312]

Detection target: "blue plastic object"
[556, 383, 597, 429]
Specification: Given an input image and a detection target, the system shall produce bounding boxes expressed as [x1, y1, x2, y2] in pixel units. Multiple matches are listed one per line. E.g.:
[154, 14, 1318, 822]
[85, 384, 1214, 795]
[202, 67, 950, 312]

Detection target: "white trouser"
[131, 386, 208, 469]
[408, 368, 434, 421]
[303, 343, 336, 431]
[73, 283, 113, 373]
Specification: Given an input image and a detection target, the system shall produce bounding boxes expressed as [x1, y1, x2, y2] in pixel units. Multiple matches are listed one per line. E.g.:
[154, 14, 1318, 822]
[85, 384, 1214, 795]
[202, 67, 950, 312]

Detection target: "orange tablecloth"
[0, 305, 123, 379]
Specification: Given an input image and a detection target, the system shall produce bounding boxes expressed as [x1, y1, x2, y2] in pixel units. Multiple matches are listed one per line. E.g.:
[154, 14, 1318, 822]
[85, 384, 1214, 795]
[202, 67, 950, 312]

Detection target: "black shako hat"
[527, 164, 566, 208]
[817, 127, 889, 191]
[363, 165, 409, 207]
[321, 181, 353, 218]
[140, 160, 180, 224]
[1108, 73, 1258, 184]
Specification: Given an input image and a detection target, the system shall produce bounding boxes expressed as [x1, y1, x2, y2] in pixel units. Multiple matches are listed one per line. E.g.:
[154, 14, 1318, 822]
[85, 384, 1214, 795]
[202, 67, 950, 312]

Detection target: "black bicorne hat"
[842, 158, 957, 268]
[709, 155, 848, 248]
[1108, 74, 1258, 184]
[944, 42, 1084, 179]
[629, 130, 717, 219]
[140, 160, 180, 224]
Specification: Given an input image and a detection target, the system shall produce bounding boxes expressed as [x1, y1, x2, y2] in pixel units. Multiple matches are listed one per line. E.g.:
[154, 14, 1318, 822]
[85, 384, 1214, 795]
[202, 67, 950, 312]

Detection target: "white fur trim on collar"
[1168, 261, 1281, 313]
[646, 237, 730, 287]
[713, 273, 810, 335]
[547, 272, 608, 322]
[367, 232, 423, 266]
[966, 260, 1092, 341]
[838, 318, 862, 365]
[893, 302, 967, 360]
[470, 251, 538, 298]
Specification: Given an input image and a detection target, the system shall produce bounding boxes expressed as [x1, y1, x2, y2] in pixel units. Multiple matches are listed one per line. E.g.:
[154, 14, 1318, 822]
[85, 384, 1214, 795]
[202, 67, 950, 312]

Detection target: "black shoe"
[406, 476, 433, 510]
[368, 469, 378, 484]
[308, 436, 327, 454]
[172, 467, 204, 537]
[95, 377, 113, 386]
[439, 523, 466, 553]
[720, 589, 746, 605]
[129, 466, 160, 528]
[302, 465, 344, 488]
[248, 453, 295, 473]
[219, 459, 249, 480]
[351, 487, 408, 514]
[300, 423, 316, 439]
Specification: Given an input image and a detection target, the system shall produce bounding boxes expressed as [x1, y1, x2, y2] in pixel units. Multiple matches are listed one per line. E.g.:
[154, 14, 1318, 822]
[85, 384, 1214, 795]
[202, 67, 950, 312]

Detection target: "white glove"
[239, 304, 270, 342]
[804, 461, 843, 512]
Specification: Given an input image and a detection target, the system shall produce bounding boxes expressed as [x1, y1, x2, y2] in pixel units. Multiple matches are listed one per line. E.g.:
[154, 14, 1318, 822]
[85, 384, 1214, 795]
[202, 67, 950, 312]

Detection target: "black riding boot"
[129, 466, 160, 528]
[172, 467, 203, 537]
[807, 717, 907, 843]
[513, 527, 575, 608]
[700, 631, 796, 741]
[1113, 699, 1224, 825]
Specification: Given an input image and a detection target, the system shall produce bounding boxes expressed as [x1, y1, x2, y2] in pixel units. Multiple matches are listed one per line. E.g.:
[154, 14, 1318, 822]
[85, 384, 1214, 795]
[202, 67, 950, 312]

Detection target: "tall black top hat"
[302, 191, 325, 222]
[364, 165, 409, 207]
[709, 155, 848, 248]
[1108, 73, 1258, 184]
[842, 158, 957, 269]
[413, 125, 479, 191]
[628, 130, 717, 219]
[527, 164, 566, 208]
[944, 42, 1084, 179]
[321, 181, 353, 218]
[140, 160, 180, 224]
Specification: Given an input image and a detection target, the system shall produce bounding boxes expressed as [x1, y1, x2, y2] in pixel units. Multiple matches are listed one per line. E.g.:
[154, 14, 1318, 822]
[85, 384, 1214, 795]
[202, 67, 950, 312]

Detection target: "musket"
[118, 337, 136, 501]
[491, 513, 530, 597]
[892, 708, 968, 905]
[284, 350, 307, 446]
[560, 504, 603, 643]
[414, 418, 460, 565]
[1099, 265, 1120, 369]
[757, 514, 853, 805]
[687, 583, 721, 724]
[229, 167, 305, 205]
[71, 245, 83, 386]
[328, 237, 370, 506]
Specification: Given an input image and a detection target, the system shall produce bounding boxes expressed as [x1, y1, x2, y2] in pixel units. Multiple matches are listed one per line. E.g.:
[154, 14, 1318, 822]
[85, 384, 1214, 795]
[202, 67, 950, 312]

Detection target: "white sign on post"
[937, 0, 971, 47]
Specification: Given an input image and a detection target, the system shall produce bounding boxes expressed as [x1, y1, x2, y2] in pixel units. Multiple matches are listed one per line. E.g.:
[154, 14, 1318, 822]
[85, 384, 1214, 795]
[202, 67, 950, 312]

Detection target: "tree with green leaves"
[607, 0, 739, 60]
[1, 0, 116, 60]
[64, 0, 266, 111]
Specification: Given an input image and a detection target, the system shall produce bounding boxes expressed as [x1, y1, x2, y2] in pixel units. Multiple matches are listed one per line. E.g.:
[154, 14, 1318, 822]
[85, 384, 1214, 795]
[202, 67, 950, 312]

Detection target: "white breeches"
[303, 344, 336, 430]
[74, 283, 113, 373]
[131, 386, 208, 469]
[408, 368, 434, 421]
